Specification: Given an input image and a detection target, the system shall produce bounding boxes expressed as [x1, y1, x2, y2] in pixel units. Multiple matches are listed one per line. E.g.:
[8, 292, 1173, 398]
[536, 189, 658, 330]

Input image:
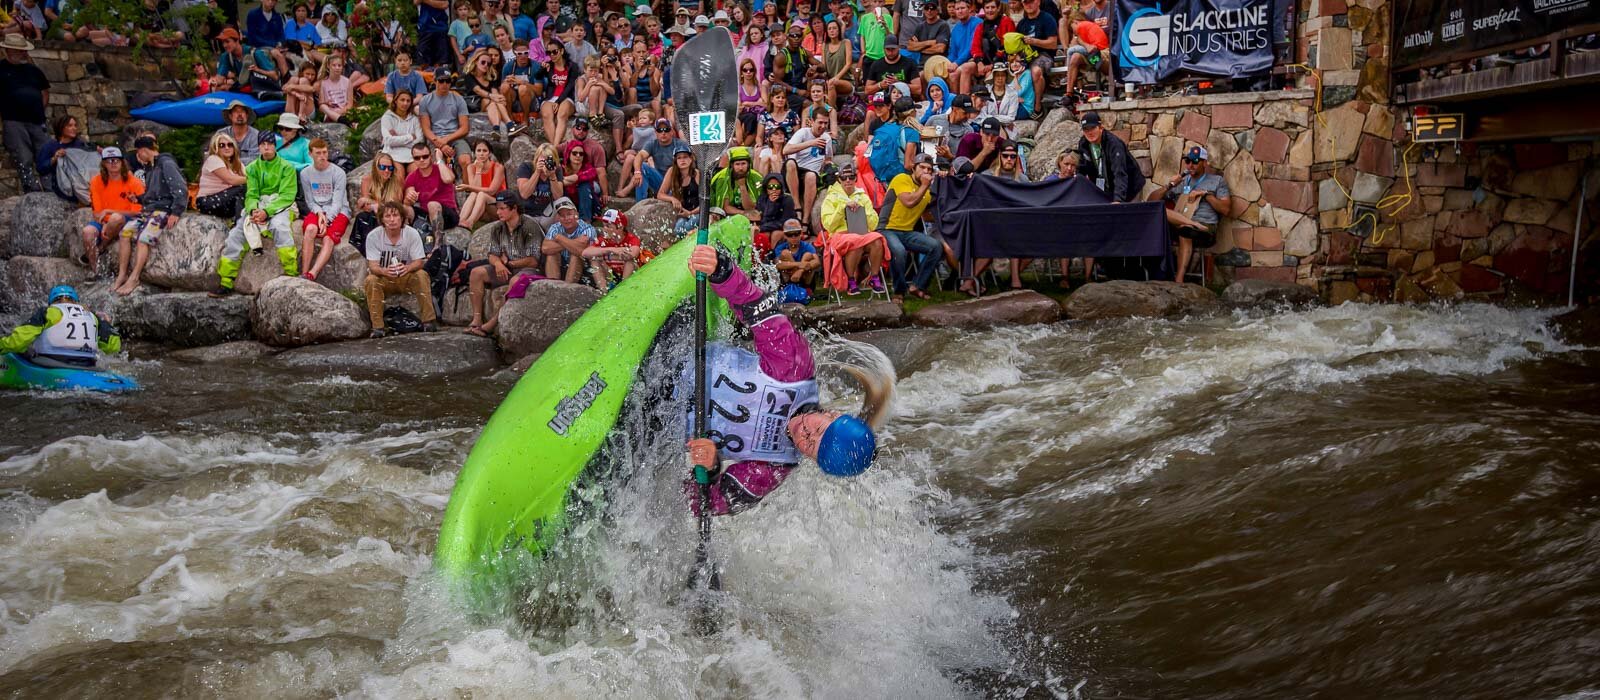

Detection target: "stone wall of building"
[0, 41, 186, 197]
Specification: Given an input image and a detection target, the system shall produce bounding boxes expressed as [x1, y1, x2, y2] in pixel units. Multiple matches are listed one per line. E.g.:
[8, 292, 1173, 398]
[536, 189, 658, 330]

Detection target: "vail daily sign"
[1110, 0, 1290, 84]
[1393, 0, 1600, 69]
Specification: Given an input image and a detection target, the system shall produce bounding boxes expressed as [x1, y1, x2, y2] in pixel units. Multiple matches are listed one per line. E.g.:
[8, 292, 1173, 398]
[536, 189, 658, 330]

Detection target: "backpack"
[867, 122, 913, 186]
[53, 149, 101, 205]
[383, 306, 424, 333]
[423, 244, 470, 317]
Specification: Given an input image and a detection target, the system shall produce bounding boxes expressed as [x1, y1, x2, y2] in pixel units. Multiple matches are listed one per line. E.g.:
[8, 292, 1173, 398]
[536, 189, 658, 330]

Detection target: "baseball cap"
[1185, 145, 1210, 162]
[709, 206, 728, 217]
[100, 146, 124, 160]
[782, 218, 804, 232]
[1081, 111, 1103, 128]
[655, 118, 673, 132]
[217, 27, 241, 42]
[693, 14, 710, 27]
[883, 33, 899, 47]
[998, 139, 1018, 154]
[433, 67, 453, 81]
[132, 136, 158, 150]
[951, 94, 973, 110]
[980, 117, 1002, 135]
[494, 190, 519, 206]
[634, 4, 652, 15]
[553, 197, 578, 212]
[838, 161, 857, 176]
[870, 92, 888, 106]
[601, 208, 628, 226]
[728, 146, 752, 162]
[674, 144, 693, 157]
[912, 152, 935, 166]
[892, 97, 917, 114]
[574, 116, 591, 129]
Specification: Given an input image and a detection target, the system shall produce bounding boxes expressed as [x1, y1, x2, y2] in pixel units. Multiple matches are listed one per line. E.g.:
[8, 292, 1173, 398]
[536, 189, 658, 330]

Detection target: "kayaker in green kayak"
[684, 244, 895, 515]
[0, 285, 122, 369]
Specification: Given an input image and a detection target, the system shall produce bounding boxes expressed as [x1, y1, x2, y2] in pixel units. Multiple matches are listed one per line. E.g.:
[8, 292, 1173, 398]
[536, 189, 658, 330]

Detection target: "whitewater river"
[1, 302, 1596, 698]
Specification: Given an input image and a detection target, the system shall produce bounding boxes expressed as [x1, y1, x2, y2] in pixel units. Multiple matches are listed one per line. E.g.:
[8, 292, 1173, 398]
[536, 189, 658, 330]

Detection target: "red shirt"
[405, 166, 457, 211]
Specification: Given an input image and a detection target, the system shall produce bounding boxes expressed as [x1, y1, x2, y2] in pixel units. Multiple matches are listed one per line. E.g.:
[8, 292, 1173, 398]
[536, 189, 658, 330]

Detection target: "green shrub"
[157, 125, 215, 182]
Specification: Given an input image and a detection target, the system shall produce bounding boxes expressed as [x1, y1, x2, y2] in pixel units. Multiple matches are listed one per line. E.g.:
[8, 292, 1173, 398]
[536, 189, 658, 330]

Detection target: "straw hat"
[0, 34, 36, 52]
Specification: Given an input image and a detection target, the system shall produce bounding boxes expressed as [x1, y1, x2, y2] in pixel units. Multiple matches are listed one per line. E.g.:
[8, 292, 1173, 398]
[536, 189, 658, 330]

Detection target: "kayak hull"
[0, 353, 140, 392]
[129, 91, 286, 128]
[434, 218, 753, 598]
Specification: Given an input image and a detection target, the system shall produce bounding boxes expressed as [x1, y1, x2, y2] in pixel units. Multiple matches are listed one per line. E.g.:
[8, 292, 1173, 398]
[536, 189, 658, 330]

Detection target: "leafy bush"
[156, 125, 215, 182]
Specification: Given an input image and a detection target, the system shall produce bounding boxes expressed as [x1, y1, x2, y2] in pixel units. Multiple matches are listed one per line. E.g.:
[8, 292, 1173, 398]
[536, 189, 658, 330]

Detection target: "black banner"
[1393, 0, 1600, 69]
[1108, 0, 1292, 84]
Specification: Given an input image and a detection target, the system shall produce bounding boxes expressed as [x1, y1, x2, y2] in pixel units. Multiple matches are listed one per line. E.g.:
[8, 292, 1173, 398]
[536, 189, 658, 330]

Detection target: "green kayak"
[434, 217, 753, 603]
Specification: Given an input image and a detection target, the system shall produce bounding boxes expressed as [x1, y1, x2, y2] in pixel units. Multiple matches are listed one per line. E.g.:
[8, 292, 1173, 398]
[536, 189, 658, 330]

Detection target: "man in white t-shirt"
[782, 111, 835, 230]
[363, 201, 439, 338]
[298, 139, 351, 282]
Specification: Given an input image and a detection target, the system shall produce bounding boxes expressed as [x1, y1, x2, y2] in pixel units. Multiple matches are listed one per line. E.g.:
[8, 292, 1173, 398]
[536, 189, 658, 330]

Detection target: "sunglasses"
[766, 184, 782, 190]
[218, 143, 235, 148]
[1001, 153, 1017, 158]
[839, 173, 857, 181]
[741, 67, 754, 73]
[377, 164, 395, 171]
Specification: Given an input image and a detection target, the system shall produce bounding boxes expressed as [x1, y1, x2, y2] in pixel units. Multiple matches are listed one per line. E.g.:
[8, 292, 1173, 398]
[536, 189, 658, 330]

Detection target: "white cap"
[634, 3, 652, 15]
[100, 146, 124, 160]
[712, 9, 730, 22]
[693, 14, 710, 27]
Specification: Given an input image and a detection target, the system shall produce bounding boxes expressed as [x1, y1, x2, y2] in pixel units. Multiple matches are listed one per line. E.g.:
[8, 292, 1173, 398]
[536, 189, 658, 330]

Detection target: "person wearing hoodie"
[113, 136, 187, 296]
[211, 132, 301, 297]
[753, 173, 798, 252]
[919, 76, 953, 124]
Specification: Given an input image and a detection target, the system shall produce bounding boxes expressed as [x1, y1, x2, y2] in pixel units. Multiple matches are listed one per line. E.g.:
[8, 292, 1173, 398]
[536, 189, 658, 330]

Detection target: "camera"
[542, 156, 557, 170]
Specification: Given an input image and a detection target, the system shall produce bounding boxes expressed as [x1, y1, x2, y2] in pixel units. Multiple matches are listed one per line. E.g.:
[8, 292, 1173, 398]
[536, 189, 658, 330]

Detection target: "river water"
[1, 301, 1596, 698]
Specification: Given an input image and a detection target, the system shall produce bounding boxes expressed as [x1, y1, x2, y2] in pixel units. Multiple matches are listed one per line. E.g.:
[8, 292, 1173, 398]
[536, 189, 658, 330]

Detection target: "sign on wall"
[1412, 113, 1465, 142]
[1109, 0, 1293, 84]
[1394, 0, 1600, 70]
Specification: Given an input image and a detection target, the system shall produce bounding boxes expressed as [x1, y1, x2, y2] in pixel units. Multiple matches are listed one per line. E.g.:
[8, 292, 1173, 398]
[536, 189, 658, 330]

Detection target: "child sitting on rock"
[582, 208, 642, 291]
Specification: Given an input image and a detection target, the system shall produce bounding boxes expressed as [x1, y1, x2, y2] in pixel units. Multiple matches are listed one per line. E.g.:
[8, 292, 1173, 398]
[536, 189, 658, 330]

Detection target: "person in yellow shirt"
[819, 162, 890, 295]
[881, 154, 942, 301]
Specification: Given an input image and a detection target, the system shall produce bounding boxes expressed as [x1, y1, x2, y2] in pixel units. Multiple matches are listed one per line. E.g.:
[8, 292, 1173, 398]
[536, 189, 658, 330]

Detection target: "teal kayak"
[0, 353, 139, 393]
[434, 217, 753, 603]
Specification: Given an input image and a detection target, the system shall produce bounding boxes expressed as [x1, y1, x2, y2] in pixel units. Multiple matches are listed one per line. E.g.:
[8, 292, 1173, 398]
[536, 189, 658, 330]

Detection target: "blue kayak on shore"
[0, 353, 139, 393]
[129, 91, 285, 128]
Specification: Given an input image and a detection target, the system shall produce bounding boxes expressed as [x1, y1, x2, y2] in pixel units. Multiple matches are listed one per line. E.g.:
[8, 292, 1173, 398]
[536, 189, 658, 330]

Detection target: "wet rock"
[141, 214, 229, 291]
[273, 331, 501, 376]
[251, 276, 369, 346]
[494, 280, 603, 359]
[1, 256, 91, 312]
[104, 291, 252, 346]
[1027, 114, 1083, 181]
[1061, 280, 1221, 320]
[842, 327, 957, 378]
[1220, 279, 1321, 308]
[311, 243, 371, 294]
[786, 300, 907, 333]
[1552, 306, 1600, 347]
[511, 351, 542, 373]
[168, 340, 280, 363]
[1, 192, 73, 258]
[61, 207, 117, 278]
[910, 290, 1062, 329]
[626, 198, 682, 252]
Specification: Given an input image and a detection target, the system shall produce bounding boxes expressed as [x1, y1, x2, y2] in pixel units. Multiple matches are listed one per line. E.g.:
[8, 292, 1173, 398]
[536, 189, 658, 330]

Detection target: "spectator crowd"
[2, 0, 1240, 339]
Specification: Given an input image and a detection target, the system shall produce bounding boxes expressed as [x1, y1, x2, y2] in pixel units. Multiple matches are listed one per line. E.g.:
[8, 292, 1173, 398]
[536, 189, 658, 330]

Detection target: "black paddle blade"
[671, 26, 738, 168]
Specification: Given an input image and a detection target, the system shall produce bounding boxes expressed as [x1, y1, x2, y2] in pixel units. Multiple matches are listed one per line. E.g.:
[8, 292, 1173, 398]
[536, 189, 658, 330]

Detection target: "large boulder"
[1220, 279, 1321, 308]
[346, 160, 371, 205]
[0, 197, 17, 254]
[507, 134, 539, 171]
[312, 243, 371, 294]
[229, 240, 296, 295]
[1011, 119, 1039, 142]
[60, 208, 119, 277]
[107, 291, 253, 346]
[910, 290, 1062, 329]
[272, 331, 500, 376]
[359, 120, 383, 161]
[0, 256, 90, 311]
[494, 280, 603, 359]
[250, 276, 369, 346]
[120, 120, 173, 151]
[786, 300, 907, 333]
[1061, 280, 1220, 320]
[304, 122, 352, 158]
[1027, 111, 1084, 182]
[168, 340, 279, 363]
[2, 192, 73, 258]
[141, 214, 230, 291]
[626, 198, 681, 252]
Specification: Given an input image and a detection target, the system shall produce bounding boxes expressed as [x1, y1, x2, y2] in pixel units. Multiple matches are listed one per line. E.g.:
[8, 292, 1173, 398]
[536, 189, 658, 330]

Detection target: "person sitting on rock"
[363, 201, 440, 338]
[298, 138, 351, 282]
[273, 113, 314, 171]
[0, 285, 121, 369]
[541, 197, 595, 284]
[115, 137, 187, 296]
[582, 208, 641, 292]
[211, 132, 302, 297]
[708, 146, 763, 226]
[1152, 146, 1229, 284]
[403, 141, 461, 241]
[465, 191, 544, 337]
[772, 218, 821, 287]
[81, 147, 143, 278]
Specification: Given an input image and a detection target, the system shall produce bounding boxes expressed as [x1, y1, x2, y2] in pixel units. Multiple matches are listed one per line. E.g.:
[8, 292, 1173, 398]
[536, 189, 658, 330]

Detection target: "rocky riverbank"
[0, 190, 1328, 372]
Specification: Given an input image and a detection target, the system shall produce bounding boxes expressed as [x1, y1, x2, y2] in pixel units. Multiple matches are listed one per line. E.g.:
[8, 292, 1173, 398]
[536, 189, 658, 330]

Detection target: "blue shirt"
[545, 219, 597, 240]
[503, 58, 541, 81]
[462, 32, 495, 52]
[385, 69, 428, 97]
[511, 14, 537, 41]
[947, 17, 980, 64]
[245, 8, 285, 48]
[418, 3, 448, 33]
[285, 19, 322, 46]
[771, 239, 817, 261]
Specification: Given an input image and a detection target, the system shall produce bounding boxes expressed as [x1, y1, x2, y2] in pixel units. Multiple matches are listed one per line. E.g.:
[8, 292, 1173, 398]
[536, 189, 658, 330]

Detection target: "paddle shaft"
[691, 164, 721, 595]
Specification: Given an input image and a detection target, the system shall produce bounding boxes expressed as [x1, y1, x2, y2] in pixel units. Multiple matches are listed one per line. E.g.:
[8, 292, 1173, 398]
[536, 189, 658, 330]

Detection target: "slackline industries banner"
[1393, 0, 1600, 69]
[1109, 0, 1292, 84]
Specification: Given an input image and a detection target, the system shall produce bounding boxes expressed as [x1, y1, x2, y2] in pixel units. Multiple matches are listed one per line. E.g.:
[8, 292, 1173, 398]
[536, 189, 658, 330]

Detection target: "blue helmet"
[47, 285, 79, 303]
[815, 414, 877, 477]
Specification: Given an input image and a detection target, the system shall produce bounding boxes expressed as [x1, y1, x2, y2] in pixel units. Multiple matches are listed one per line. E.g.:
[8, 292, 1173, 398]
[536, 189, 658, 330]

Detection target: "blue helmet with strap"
[47, 285, 80, 304]
[815, 414, 877, 477]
